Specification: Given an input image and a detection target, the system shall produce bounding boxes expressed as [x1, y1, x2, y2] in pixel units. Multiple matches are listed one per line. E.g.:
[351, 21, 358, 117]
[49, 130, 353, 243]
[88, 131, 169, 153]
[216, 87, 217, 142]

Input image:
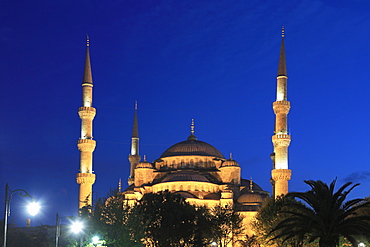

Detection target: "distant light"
[359, 243, 366, 247]
[71, 221, 83, 233]
[92, 236, 99, 244]
[211, 242, 217, 246]
[27, 202, 40, 216]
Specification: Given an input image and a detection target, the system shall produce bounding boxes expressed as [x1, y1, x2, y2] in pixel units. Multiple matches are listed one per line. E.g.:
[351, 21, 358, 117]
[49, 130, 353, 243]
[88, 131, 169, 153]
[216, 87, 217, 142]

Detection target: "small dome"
[221, 159, 239, 167]
[237, 193, 266, 204]
[136, 160, 153, 169]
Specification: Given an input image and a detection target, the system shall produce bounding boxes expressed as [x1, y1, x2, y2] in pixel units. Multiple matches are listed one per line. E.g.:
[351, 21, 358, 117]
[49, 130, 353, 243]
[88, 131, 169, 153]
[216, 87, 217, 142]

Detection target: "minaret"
[128, 102, 141, 185]
[76, 36, 96, 212]
[271, 27, 292, 198]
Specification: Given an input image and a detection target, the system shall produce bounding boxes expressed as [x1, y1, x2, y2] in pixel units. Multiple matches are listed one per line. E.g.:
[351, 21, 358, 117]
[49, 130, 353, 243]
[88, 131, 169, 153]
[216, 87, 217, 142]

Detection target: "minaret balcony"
[77, 139, 96, 152]
[272, 169, 292, 181]
[273, 101, 290, 114]
[272, 134, 291, 147]
[78, 107, 96, 119]
[76, 173, 96, 184]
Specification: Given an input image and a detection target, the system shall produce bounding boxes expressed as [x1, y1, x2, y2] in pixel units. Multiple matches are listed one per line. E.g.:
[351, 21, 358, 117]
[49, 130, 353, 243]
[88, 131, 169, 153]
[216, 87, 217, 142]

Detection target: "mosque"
[75, 30, 292, 237]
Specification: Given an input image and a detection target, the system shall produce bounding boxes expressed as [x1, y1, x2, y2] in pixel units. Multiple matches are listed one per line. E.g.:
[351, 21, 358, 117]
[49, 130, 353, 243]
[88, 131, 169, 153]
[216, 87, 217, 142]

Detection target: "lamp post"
[2, 183, 40, 247]
[55, 213, 72, 247]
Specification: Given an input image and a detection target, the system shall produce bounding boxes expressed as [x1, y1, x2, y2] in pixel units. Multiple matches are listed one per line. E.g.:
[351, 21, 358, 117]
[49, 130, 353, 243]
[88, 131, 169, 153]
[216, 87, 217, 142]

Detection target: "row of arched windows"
[157, 158, 216, 170]
[153, 182, 219, 194]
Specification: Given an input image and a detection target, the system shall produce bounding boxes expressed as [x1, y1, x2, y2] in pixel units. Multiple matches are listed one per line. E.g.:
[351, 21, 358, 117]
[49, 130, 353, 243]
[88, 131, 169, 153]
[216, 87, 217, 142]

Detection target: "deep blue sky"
[1, 0, 370, 227]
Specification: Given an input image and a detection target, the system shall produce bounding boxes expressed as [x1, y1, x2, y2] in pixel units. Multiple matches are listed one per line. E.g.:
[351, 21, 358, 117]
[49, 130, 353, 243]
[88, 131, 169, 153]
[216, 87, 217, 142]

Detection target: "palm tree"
[269, 179, 370, 247]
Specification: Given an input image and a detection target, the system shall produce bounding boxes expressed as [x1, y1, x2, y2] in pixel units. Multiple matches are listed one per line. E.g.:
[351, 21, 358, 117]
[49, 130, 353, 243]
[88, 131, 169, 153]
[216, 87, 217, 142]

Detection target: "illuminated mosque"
[75, 30, 292, 237]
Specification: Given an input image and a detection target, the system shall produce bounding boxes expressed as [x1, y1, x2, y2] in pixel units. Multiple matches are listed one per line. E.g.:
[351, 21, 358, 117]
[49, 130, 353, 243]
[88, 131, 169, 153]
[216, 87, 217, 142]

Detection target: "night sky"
[1, 0, 370, 227]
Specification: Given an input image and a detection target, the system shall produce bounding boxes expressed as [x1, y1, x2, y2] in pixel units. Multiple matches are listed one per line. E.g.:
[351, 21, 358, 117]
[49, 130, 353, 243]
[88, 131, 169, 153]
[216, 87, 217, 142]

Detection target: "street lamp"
[71, 220, 84, 247]
[55, 213, 72, 247]
[71, 220, 83, 233]
[2, 183, 40, 247]
[92, 236, 99, 246]
[27, 202, 40, 216]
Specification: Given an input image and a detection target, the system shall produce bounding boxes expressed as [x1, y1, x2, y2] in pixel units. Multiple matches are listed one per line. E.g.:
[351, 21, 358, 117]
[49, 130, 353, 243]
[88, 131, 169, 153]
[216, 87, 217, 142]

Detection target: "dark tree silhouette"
[253, 196, 305, 247]
[211, 205, 244, 247]
[86, 189, 141, 247]
[127, 191, 244, 246]
[127, 191, 198, 246]
[269, 179, 370, 247]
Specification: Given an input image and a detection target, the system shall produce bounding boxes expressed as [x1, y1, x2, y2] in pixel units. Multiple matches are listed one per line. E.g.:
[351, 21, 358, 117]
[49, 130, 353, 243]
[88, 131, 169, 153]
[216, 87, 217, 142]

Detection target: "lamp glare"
[27, 202, 40, 216]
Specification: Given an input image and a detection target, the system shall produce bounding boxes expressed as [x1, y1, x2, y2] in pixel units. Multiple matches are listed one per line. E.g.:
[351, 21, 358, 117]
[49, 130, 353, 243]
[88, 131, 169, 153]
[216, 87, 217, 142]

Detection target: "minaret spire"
[128, 101, 141, 185]
[271, 27, 292, 198]
[83, 35, 93, 85]
[132, 101, 139, 141]
[277, 26, 287, 78]
[76, 36, 97, 213]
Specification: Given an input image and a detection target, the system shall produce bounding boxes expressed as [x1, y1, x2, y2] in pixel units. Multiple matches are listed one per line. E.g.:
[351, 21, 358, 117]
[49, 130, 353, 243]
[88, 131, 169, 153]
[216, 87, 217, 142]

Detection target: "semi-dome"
[237, 192, 267, 204]
[161, 171, 210, 183]
[160, 134, 225, 159]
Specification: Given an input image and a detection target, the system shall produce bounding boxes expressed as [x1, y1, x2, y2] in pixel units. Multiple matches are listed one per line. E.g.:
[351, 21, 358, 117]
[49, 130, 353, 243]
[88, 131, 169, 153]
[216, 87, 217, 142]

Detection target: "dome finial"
[118, 178, 122, 192]
[281, 26, 285, 38]
[143, 155, 147, 161]
[187, 119, 197, 140]
[86, 34, 90, 47]
[250, 177, 253, 191]
[229, 153, 233, 160]
[191, 119, 195, 135]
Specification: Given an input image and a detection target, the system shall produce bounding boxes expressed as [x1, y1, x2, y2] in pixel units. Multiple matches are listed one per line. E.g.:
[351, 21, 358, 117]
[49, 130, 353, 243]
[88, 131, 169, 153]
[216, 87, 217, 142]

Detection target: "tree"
[127, 191, 199, 246]
[270, 179, 370, 247]
[126, 191, 246, 247]
[252, 196, 304, 247]
[87, 190, 141, 247]
[191, 206, 215, 246]
[235, 235, 260, 247]
[211, 205, 244, 247]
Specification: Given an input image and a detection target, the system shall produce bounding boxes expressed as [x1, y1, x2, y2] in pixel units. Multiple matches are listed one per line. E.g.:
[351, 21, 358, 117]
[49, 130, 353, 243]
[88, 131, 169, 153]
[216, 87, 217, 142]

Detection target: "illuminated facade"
[124, 118, 270, 237]
[76, 30, 291, 238]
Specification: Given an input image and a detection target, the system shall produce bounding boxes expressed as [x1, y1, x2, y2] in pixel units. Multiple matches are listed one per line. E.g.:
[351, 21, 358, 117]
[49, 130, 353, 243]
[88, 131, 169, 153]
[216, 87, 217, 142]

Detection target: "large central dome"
[160, 134, 225, 159]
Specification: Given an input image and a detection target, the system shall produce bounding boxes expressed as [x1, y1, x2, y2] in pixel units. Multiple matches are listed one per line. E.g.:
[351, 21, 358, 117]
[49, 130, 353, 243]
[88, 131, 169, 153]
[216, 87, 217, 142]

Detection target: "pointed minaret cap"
[188, 119, 197, 140]
[132, 101, 139, 138]
[83, 35, 93, 85]
[277, 26, 287, 77]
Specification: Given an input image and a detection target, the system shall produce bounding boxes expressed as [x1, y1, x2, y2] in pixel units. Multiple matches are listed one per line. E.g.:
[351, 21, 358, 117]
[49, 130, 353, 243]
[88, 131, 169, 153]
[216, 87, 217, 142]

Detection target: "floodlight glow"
[27, 202, 40, 216]
[71, 221, 83, 233]
[92, 236, 99, 244]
